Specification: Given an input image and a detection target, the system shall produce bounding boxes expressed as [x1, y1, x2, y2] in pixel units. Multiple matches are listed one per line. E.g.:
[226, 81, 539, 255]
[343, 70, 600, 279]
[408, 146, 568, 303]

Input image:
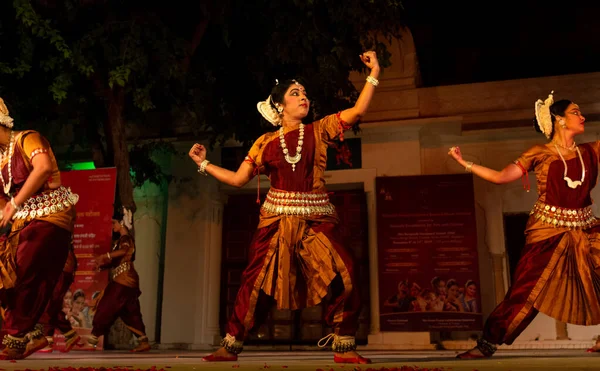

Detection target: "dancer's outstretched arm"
[448, 146, 522, 184]
[188, 143, 254, 188]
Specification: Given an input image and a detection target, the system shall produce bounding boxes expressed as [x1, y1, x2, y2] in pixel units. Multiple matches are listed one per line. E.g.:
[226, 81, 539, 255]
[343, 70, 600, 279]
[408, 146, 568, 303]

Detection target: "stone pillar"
[366, 189, 380, 335]
[191, 199, 225, 348]
[160, 142, 224, 349]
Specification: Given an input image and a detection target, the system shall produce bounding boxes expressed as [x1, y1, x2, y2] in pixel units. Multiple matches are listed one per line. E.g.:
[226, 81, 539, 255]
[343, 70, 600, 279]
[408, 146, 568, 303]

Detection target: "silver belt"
[111, 262, 131, 280]
[14, 186, 79, 220]
[530, 201, 596, 229]
[261, 189, 335, 216]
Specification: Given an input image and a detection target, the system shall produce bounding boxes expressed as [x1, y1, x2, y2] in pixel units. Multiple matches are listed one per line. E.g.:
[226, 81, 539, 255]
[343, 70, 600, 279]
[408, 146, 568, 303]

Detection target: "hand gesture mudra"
[93, 254, 109, 270]
[447, 146, 463, 162]
[360, 51, 379, 70]
[189, 143, 207, 165]
[0, 202, 16, 228]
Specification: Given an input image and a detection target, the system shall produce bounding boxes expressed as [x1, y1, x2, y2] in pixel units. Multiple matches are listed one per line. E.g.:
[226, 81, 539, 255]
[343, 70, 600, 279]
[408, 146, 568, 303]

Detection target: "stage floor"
[3, 349, 600, 371]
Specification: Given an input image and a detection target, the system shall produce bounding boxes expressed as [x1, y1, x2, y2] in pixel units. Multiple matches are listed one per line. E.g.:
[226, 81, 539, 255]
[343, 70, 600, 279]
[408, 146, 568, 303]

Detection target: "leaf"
[2, 0, 406, 190]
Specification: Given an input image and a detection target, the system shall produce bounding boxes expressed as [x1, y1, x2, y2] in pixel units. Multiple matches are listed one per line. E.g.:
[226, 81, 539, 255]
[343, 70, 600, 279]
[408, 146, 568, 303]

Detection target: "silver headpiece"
[534, 90, 554, 139]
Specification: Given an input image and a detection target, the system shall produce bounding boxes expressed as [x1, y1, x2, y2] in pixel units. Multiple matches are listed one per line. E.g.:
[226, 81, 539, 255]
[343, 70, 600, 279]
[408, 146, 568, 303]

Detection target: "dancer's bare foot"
[38, 337, 54, 353]
[202, 346, 238, 361]
[21, 335, 49, 359]
[333, 350, 371, 364]
[586, 341, 600, 352]
[131, 341, 151, 352]
[456, 346, 488, 359]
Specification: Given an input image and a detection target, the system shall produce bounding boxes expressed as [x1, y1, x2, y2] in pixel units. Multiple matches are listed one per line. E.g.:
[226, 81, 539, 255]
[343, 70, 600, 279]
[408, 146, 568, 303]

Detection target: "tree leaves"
[108, 65, 131, 89]
[49, 73, 72, 103]
[0, 0, 406, 189]
[14, 0, 73, 60]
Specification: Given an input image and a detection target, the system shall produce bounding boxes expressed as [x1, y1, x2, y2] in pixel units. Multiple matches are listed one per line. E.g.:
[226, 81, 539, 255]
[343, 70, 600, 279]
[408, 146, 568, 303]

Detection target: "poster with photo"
[56, 168, 117, 350]
[376, 174, 483, 332]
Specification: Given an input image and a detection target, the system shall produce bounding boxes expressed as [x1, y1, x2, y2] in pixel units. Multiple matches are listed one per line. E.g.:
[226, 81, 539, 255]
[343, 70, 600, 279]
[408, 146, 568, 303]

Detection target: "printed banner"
[376, 174, 482, 331]
[55, 168, 117, 350]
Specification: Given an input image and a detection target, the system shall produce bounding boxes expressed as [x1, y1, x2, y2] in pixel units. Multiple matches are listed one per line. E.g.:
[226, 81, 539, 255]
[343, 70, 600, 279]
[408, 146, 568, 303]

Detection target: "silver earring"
[277, 106, 283, 113]
[559, 119, 566, 128]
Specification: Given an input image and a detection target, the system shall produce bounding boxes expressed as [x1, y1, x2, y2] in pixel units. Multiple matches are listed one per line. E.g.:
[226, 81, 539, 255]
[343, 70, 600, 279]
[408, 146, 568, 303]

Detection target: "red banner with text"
[376, 174, 482, 332]
[55, 168, 117, 350]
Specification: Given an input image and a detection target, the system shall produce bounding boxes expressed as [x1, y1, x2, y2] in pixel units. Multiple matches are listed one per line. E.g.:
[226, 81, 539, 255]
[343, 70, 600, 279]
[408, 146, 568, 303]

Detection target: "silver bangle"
[106, 252, 111, 260]
[366, 76, 379, 87]
[10, 197, 21, 211]
[465, 161, 474, 173]
[198, 159, 210, 176]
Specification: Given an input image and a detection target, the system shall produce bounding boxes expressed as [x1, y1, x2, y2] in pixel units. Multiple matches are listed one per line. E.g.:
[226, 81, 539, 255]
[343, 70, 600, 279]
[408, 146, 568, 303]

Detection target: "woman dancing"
[189, 51, 380, 364]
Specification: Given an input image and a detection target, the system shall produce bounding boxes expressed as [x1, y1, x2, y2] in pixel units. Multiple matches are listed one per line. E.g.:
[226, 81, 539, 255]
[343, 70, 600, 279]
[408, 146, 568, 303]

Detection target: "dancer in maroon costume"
[81, 207, 150, 352]
[190, 52, 380, 364]
[0, 97, 78, 360]
[449, 92, 600, 358]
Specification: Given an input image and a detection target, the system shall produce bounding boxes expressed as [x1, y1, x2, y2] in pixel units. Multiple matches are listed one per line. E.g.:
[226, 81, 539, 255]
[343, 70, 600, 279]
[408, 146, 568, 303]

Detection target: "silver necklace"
[554, 143, 585, 189]
[279, 123, 304, 171]
[552, 140, 576, 151]
[0, 131, 15, 195]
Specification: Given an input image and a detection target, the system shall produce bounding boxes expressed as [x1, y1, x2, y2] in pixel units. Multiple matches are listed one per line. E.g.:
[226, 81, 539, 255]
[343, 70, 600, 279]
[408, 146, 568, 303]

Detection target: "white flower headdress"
[120, 207, 133, 230]
[534, 90, 554, 138]
[256, 95, 282, 126]
[0, 98, 14, 129]
[256, 79, 301, 127]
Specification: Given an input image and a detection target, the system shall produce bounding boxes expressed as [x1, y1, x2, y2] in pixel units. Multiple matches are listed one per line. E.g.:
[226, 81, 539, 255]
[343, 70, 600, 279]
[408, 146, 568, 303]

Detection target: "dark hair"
[533, 99, 573, 139]
[73, 289, 85, 301]
[446, 279, 459, 289]
[260, 79, 311, 127]
[113, 205, 123, 221]
[465, 280, 477, 288]
[269, 79, 302, 107]
[431, 276, 441, 287]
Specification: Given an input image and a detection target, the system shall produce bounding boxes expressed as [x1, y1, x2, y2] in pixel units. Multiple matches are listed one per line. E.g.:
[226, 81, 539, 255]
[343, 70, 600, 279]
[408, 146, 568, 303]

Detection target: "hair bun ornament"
[0, 98, 14, 129]
[121, 207, 133, 230]
[534, 90, 554, 139]
[257, 95, 282, 126]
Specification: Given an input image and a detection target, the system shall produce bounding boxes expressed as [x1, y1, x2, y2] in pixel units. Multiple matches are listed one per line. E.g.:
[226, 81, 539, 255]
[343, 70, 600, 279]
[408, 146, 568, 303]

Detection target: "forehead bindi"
[287, 86, 307, 95]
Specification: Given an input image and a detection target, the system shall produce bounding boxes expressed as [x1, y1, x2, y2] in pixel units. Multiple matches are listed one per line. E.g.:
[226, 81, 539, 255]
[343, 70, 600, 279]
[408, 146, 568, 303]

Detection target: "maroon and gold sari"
[225, 113, 360, 340]
[92, 235, 146, 339]
[0, 130, 75, 337]
[484, 142, 600, 345]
